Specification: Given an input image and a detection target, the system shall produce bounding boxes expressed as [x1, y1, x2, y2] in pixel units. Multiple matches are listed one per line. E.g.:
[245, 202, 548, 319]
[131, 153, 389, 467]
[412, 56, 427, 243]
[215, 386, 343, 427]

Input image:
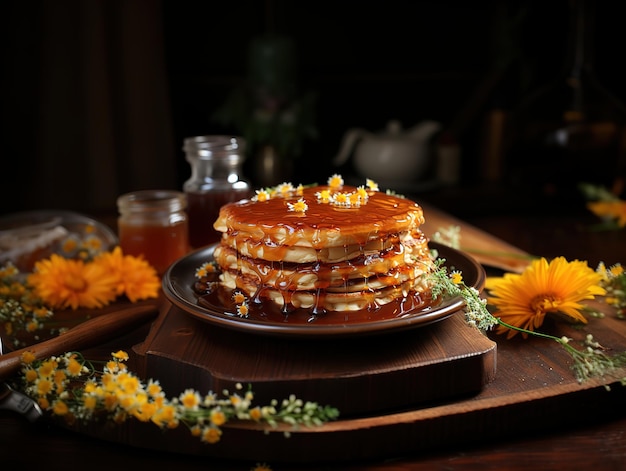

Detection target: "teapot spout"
[406, 120, 442, 141]
[333, 128, 369, 166]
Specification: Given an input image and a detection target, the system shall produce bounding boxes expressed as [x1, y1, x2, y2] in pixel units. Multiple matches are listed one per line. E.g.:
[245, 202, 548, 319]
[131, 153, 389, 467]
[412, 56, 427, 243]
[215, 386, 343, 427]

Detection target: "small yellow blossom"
[237, 303, 249, 317]
[210, 409, 226, 426]
[112, 350, 129, 361]
[21, 351, 36, 365]
[24, 369, 38, 382]
[275, 182, 294, 196]
[331, 192, 349, 206]
[287, 198, 308, 213]
[232, 291, 247, 304]
[249, 407, 262, 421]
[451, 271, 463, 284]
[36, 378, 54, 396]
[201, 426, 222, 444]
[253, 188, 271, 202]
[587, 200, 626, 227]
[195, 262, 217, 279]
[66, 356, 83, 376]
[315, 189, 332, 203]
[356, 186, 369, 201]
[180, 389, 201, 410]
[52, 400, 69, 416]
[366, 179, 379, 191]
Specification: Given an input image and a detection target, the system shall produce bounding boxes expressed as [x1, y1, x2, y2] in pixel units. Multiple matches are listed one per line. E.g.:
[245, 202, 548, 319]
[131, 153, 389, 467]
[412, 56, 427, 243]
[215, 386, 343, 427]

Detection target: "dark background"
[2, 0, 625, 216]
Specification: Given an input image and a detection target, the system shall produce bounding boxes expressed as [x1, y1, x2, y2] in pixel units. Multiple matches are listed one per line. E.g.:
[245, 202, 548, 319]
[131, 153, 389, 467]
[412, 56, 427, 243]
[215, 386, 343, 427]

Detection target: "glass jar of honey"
[183, 135, 253, 248]
[117, 190, 189, 275]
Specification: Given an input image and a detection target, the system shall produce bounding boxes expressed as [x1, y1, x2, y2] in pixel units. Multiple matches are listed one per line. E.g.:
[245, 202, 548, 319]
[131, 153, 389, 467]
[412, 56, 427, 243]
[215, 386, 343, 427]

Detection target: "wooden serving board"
[132, 302, 497, 417]
[84, 299, 623, 464]
[63, 298, 626, 464]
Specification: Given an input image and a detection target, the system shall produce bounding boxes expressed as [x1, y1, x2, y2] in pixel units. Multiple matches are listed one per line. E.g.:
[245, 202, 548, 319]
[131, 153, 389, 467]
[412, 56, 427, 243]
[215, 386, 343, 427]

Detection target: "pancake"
[210, 177, 435, 313]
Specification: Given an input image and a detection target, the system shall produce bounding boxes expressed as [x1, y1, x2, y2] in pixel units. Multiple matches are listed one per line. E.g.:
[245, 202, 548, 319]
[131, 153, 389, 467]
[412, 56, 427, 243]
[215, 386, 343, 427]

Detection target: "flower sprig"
[14, 350, 339, 444]
[0, 263, 54, 346]
[596, 262, 626, 319]
[429, 254, 626, 384]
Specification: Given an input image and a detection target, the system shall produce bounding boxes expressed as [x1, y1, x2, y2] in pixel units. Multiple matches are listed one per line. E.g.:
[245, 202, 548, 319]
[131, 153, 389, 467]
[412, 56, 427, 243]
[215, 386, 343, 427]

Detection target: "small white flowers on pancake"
[328, 174, 344, 189]
[287, 198, 308, 213]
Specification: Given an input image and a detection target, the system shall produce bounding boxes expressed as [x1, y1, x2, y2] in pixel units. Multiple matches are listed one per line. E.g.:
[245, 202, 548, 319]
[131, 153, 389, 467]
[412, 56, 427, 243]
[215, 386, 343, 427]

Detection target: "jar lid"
[117, 190, 187, 213]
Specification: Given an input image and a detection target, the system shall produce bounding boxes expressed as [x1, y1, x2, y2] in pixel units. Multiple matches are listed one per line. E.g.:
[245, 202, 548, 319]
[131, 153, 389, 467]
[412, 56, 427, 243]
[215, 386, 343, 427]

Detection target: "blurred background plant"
[212, 33, 318, 186]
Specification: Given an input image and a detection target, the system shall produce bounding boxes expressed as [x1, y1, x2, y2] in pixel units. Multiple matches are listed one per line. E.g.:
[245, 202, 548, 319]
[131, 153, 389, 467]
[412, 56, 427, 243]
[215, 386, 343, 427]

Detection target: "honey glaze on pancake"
[213, 185, 425, 248]
[193, 273, 438, 325]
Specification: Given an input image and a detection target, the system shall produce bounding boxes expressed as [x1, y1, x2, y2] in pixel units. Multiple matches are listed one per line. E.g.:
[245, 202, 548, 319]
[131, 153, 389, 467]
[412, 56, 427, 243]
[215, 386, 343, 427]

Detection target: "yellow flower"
[210, 409, 226, 426]
[328, 174, 344, 189]
[195, 262, 217, 278]
[236, 303, 249, 317]
[36, 378, 54, 396]
[27, 254, 118, 309]
[180, 389, 201, 410]
[366, 179, 379, 191]
[66, 356, 83, 376]
[232, 291, 246, 304]
[21, 351, 36, 365]
[275, 182, 294, 196]
[253, 188, 271, 202]
[249, 407, 262, 421]
[52, 400, 69, 416]
[201, 426, 222, 444]
[83, 395, 98, 411]
[587, 200, 626, 227]
[112, 350, 129, 361]
[287, 198, 308, 213]
[315, 189, 331, 203]
[356, 185, 369, 201]
[94, 247, 159, 302]
[486, 257, 606, 338]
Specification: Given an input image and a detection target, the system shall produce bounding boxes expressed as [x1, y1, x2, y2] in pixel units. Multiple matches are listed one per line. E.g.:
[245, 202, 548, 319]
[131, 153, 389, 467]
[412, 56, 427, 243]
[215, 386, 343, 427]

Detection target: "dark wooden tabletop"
[2, 183, 626, 470]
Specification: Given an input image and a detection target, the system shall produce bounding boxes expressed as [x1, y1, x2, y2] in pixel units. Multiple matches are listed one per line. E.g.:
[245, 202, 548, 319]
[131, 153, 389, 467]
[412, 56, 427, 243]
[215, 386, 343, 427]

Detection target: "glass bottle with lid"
[183, 135, 252, 248]
[117, 190, 189, 275]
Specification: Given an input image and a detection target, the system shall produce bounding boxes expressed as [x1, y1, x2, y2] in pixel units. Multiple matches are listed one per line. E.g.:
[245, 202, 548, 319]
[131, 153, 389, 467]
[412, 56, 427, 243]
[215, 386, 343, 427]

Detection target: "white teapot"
[334, 120, 441, 183]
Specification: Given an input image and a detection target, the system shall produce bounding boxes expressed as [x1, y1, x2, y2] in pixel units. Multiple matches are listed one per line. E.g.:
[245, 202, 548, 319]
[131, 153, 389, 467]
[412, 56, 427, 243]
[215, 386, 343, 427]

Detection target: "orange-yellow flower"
[587, 200, 626, 227]
[94, 247, 160, 302]
[486, 257, 606, 338]
[21, 351, 36, 365]
[27, 254, 118, 309]
[328, 174, 344, 189]
[201, 426, 222, 444]
[52, 400, 69, 416]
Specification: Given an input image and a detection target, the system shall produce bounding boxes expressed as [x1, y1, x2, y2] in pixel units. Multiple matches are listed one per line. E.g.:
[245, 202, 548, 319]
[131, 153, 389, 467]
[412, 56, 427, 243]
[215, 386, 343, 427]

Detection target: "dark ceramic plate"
[162, 242, 485, 338]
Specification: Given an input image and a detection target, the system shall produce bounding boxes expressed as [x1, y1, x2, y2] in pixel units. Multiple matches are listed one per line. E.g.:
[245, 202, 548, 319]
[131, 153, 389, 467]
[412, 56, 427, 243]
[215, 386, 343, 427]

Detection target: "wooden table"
[2, 186, 626, 469]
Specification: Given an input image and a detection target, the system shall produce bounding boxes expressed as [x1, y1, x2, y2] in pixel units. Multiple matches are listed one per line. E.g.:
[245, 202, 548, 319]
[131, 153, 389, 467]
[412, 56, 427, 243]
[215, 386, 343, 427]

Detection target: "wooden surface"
[48, 299, 626, 464]
[2, 188, 626, 469]
[132, 303, 496, 417]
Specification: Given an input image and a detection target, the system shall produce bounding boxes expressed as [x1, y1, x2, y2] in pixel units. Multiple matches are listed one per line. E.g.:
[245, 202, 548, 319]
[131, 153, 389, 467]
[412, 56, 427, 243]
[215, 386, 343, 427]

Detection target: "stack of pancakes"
[212, 181, 434, 312]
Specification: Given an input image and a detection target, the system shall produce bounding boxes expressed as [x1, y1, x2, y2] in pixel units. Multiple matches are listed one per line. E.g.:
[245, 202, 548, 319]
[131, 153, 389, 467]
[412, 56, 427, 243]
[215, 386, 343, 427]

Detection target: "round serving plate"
[162, 241, 485, 338]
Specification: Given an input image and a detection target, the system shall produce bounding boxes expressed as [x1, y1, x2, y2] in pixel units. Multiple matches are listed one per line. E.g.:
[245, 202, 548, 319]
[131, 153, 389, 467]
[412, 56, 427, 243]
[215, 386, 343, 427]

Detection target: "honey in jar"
[182, 135, 252, 248]
[117, 190, 189, 275]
